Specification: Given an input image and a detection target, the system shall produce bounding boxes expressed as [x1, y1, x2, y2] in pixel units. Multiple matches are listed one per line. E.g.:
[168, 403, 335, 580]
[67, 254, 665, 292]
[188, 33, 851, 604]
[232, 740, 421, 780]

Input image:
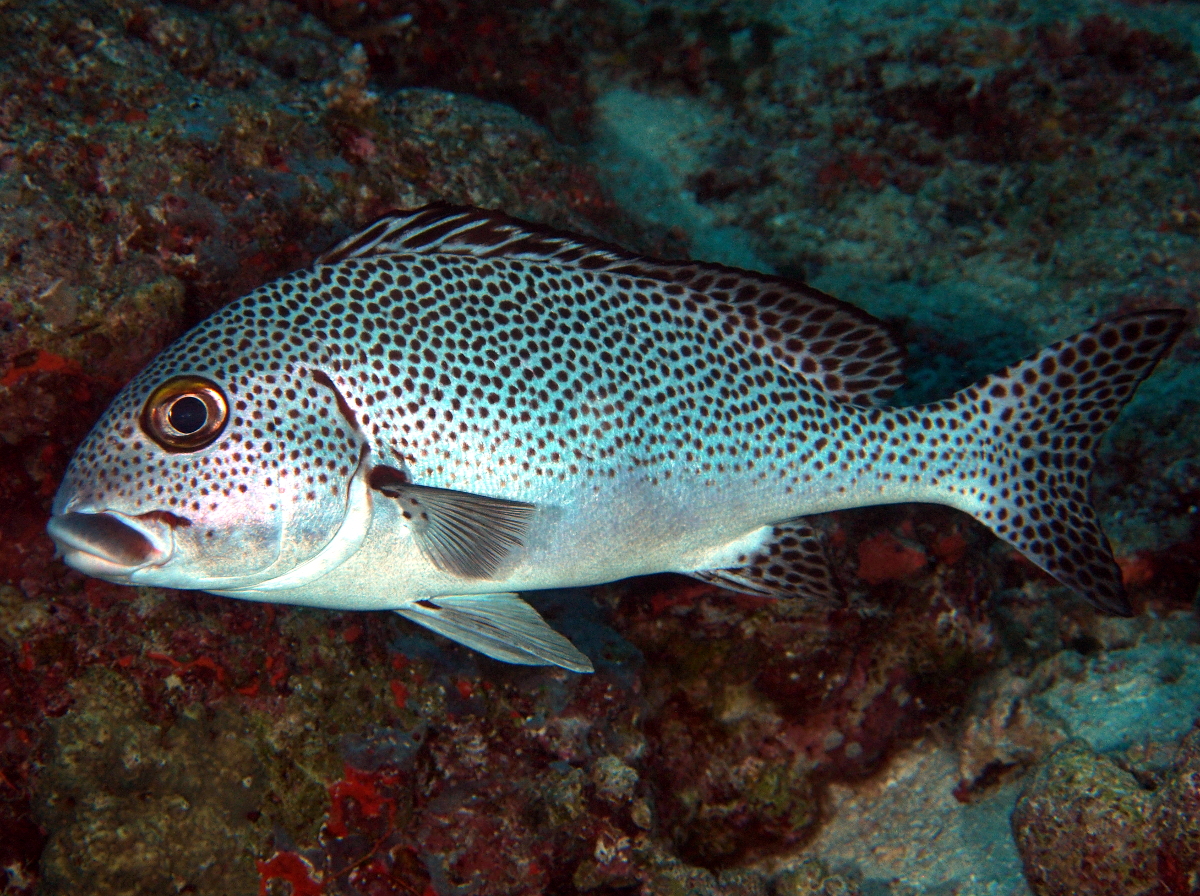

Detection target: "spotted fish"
[47, 204, 1185, 672]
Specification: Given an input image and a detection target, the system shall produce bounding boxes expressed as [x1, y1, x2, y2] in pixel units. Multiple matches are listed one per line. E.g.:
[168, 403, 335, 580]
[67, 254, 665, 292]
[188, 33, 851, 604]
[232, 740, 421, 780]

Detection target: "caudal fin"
[940, 310, 1186, 615]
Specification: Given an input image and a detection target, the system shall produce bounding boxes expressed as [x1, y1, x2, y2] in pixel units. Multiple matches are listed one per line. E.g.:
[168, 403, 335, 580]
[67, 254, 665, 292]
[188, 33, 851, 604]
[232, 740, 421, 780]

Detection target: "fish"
[46, 203, 1186, 673]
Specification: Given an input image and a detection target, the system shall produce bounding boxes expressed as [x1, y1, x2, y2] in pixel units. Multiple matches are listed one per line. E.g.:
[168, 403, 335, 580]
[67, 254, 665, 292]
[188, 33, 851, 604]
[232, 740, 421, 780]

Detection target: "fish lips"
[46, 509, 175, 581]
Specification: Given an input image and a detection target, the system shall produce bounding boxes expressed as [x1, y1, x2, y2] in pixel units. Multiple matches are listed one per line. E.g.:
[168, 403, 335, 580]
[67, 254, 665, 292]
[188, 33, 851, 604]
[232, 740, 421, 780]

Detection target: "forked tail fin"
[938, 310, 1186, 615]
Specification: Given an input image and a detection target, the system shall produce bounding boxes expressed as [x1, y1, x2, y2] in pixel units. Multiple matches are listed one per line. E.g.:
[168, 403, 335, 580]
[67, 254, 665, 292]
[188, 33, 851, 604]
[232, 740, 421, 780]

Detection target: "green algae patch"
[245, 608, 435, 847]
[35, 667, 269, 896]
[775, 857, 863, 896]
[1012, 739, 1157, 896]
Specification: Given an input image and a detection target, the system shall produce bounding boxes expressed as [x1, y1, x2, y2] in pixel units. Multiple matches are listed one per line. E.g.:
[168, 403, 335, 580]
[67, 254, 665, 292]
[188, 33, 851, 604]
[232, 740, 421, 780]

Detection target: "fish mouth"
[46, 510, 175, 581]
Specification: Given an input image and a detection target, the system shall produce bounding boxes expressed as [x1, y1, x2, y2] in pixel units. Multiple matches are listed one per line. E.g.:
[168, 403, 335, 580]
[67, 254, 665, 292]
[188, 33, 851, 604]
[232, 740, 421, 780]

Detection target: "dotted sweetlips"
[47, 204, 1186, 672]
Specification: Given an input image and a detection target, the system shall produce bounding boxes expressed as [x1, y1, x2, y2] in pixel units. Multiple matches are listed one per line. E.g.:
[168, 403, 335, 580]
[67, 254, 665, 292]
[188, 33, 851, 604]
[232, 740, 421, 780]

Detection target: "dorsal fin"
[315, 203, 906, 406]
[314, 201, 631, 269]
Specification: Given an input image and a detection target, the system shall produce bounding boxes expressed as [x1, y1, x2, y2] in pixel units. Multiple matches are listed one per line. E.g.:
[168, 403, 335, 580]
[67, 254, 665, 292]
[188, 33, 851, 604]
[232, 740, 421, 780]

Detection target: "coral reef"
[0, 0, 618, 438]
[1012, 731, 1200, 896]
[0, 0, 619, 891]
[0, 0, 1197, 893]
[609, 505, 1000, 870]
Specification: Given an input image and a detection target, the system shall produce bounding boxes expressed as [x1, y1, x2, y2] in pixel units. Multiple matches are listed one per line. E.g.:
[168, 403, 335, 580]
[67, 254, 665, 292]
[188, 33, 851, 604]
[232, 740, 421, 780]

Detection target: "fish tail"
[934, 310, 1186, 615]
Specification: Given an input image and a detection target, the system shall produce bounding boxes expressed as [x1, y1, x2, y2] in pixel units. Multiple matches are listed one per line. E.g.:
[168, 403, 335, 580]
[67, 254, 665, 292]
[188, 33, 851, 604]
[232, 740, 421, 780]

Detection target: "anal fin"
[396, 593, 594, 673]
[688, 521, 841, 609]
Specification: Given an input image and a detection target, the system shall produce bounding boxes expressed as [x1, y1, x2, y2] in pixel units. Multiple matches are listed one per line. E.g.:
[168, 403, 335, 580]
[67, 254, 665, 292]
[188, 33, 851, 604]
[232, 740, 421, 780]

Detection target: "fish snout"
[46, 510, 176, 580]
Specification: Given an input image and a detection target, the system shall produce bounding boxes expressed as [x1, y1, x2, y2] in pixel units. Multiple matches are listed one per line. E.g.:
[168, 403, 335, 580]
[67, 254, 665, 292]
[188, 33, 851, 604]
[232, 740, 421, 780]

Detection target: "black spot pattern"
[59, 201, 1185, 619]
[858, 310, 1181, 615]
[689, 521, 840, 608]
[60, 291, 365, 519]
[307, 248, 872, 495]
[107, 241, 898, 506]
[683, 311, 1183, 612]
[67, 234, 895, 520]
[318, 204, 907, 406]
[921, 310, 1186, 614]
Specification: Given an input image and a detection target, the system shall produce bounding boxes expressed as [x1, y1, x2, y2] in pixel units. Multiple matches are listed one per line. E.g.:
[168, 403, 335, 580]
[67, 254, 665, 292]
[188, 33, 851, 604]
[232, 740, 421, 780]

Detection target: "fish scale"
[48, 203, 1186, 672]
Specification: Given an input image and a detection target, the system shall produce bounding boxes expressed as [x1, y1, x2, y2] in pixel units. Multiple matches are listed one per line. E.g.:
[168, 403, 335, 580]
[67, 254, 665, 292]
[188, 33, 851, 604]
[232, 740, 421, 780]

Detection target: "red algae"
[612, 507, 1000, 868]
[258, 852, 324, 896]
[325, 766, 402, 839]
[855, 531, 928, 585]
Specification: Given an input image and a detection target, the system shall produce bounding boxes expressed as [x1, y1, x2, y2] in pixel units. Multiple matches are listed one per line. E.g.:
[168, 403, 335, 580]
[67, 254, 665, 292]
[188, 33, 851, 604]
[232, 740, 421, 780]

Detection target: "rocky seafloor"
[1, 0, 1198, 893]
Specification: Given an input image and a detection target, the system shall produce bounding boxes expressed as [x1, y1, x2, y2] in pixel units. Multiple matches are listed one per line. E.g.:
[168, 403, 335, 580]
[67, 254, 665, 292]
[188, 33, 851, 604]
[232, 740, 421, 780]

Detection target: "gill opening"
[311, 369, 361, 433]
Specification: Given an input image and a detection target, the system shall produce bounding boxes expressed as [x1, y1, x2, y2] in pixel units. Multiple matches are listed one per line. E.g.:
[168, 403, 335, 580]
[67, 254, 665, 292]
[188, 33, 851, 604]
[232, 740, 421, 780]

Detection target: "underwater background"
[1, 0, 1199, 893]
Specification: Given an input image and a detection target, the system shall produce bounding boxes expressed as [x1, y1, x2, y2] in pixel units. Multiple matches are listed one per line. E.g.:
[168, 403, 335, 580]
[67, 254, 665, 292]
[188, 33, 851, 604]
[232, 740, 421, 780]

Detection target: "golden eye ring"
[141, 375, 229, 452]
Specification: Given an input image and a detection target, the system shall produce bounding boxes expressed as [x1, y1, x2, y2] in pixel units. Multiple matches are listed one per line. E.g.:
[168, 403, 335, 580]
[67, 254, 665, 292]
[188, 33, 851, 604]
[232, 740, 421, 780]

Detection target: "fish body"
[48, 204, 1186, 672]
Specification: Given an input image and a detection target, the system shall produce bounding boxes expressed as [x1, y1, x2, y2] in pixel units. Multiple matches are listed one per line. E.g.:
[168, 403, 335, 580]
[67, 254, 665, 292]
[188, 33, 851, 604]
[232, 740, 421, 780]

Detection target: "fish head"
[48, 298, 371, 593]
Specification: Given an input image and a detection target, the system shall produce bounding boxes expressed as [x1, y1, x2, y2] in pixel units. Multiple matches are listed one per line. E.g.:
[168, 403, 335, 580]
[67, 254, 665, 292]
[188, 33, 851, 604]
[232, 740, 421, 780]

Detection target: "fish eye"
[140, 376, 228, 451]
[169, 395, 208, 433]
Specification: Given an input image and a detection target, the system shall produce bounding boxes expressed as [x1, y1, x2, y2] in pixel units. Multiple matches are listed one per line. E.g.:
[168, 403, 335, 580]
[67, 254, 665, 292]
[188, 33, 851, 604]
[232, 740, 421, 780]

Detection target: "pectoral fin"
[396, 593, 594, 673]
[369, 465, 535, 579]
[688, 521, 841, 609]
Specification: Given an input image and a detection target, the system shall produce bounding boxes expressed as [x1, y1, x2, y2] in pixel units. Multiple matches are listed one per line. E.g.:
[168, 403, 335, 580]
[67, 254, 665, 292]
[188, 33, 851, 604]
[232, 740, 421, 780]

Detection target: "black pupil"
[168, 395, 208, 434]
